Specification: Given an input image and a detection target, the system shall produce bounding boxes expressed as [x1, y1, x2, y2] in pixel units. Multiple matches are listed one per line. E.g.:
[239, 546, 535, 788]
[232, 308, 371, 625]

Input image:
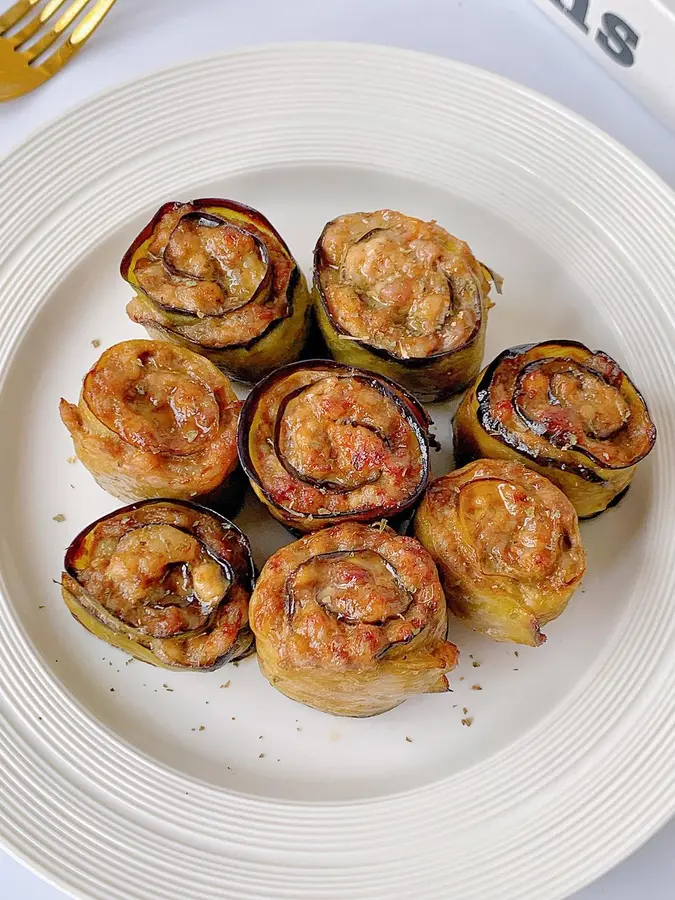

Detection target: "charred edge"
[213, 625, 255, 668]
[122, 201, 303, 362]
[257, 350, 432, 436]
[312, 219, 485, 368]
[67, 601, 254, 671]
[158, 213, 273, 319]
[474, 342, 628, 484]
[64, 497, 255, 595]
[63, 572, 255, 671]
[282, 547, 421, 656]
[511, 355, 650, 470]
[579, 483, 631, 520]
[237, 359, 431, 524]
[186, 198, 296, 255]
[350, 371, 432, 441]
[272, 380, 387, 492]
[121, 197, 295, 280]
[137, 267, 303, 369]
[120, 201, 184, 279]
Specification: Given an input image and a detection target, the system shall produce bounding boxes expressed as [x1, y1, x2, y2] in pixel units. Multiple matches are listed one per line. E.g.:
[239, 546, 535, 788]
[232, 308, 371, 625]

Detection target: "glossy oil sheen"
[0, 163, 652, 797]
[0, 45, 672, 900]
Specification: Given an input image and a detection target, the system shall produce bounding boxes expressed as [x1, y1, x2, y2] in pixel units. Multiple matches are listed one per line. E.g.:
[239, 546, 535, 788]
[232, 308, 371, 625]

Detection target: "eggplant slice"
[60, 340, 243, 514]
[454, 341, 656, 518]
[122, 199, 312, 384]
[313, 209, 501, 402]
[61, 500, 255, 670]
[415, 460, 586, 647]
[238, 359, 432, 533]
[249, 522, 458, 716]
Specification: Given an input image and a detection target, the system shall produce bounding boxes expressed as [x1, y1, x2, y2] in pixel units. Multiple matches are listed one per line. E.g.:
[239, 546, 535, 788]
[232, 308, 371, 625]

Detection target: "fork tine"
[69, 0, 115, 45]
[39, 0, 116, 73]
[0, 0, 41, 36]
[12, 0, 71, 47]
[23, 0, 90, 61]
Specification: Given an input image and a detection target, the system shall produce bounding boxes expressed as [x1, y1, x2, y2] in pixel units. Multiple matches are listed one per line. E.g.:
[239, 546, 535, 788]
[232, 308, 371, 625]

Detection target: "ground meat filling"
[248, 367, 427, 517]
[487, 347, 655, 469]
[317, 209, 487, 359]
[128, 203, 294, 348]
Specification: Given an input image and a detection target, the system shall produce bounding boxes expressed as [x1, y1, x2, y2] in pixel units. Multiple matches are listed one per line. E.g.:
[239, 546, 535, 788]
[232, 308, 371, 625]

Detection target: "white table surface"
[1, 0, 674, 897]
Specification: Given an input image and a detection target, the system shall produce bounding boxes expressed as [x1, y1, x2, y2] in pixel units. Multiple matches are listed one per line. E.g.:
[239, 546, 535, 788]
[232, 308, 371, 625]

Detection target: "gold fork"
[0, 0, 117, 101]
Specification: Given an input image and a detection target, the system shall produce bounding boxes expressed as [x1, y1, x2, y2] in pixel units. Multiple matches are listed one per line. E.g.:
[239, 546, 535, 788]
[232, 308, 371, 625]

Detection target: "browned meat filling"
[317, 209, 492, 358]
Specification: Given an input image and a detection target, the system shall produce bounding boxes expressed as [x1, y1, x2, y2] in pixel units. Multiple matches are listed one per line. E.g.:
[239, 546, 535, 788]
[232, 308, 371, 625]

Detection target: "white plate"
[1, 43, 674, 900]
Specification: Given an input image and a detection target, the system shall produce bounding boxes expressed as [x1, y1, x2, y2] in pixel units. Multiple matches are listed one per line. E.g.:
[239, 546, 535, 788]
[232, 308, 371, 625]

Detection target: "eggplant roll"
[238, 360, 431, 533]
[313, 209, 501, 402]
[415, 460, 586, 646]
[61, 500, 254, 669]
[454, 341, 656, 518]
[250, 522, 459, 716]
[121, 198, 311, 384]
[60, 340, 242, 511]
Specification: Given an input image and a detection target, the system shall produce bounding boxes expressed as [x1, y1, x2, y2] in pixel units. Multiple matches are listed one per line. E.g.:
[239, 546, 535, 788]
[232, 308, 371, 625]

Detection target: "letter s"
[595, 13, 639, 67]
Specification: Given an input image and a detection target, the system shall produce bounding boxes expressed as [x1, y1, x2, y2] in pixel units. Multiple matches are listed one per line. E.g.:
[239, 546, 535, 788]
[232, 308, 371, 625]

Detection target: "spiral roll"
[250, 522, 458, 716]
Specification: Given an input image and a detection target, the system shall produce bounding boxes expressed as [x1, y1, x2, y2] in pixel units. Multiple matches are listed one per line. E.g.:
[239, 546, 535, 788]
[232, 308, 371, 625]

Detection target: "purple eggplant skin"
[122, 199, 313, 384]
[237, 359, 433, 533]
[61, 499, 256, 671]
[312, 215, 499, 403]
